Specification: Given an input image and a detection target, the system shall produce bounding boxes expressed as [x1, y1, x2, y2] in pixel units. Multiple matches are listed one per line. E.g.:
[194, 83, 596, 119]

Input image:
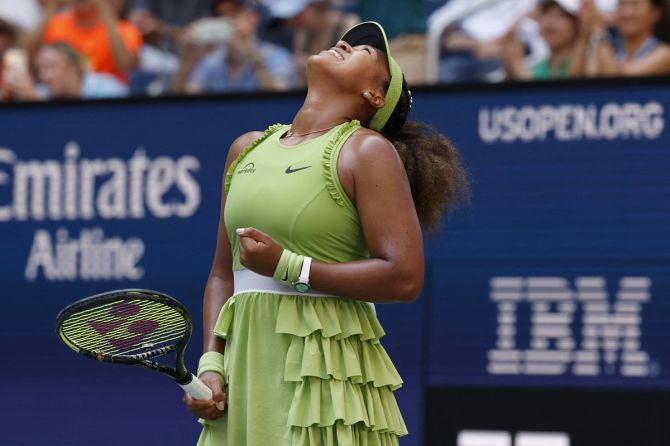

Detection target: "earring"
[363, 91, 371, 97]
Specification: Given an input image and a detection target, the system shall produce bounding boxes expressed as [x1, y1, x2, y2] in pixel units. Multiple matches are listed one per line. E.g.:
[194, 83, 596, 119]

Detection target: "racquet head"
[55, 289, 192, 380]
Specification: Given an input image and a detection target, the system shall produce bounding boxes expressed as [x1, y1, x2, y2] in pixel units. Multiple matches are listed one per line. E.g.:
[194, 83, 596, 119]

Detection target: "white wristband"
[298, 256, 312, 284]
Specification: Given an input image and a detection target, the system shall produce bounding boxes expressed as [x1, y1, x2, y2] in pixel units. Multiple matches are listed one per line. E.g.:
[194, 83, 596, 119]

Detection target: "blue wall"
[1, 81, 668, 445]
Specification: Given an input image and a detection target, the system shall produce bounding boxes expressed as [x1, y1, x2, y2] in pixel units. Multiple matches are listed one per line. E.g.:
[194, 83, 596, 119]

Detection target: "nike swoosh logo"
[285, 165, 312, 174]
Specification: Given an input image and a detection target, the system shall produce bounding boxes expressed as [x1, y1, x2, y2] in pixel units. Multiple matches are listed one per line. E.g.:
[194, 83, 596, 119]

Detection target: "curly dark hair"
[380, 78, 471, 230]
[651, 0, 670, 43]
[0, 18, 16, 41]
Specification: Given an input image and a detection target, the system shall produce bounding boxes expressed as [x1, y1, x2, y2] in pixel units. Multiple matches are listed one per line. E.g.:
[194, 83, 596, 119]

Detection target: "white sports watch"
[293, 257, 312, 293]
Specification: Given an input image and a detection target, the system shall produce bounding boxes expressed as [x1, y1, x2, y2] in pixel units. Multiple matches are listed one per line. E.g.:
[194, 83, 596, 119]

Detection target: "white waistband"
[232, 270, 376, 313]
[233, 270, 336, 297]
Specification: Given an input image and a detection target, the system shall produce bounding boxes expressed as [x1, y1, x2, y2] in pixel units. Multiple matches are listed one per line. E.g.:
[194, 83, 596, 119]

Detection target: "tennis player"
[184, 21, 470, 445]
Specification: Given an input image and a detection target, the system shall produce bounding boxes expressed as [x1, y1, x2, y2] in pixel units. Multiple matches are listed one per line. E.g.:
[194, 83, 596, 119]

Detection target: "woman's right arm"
[23, 1, 61, 60]
[184, 130, 263, 420]
[500, 29, 531, 80]
[202, 131, 264, 351]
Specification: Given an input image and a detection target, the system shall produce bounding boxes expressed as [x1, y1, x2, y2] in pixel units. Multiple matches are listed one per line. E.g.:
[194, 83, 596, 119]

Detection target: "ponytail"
[378, 76, 470, 230]
[386, 120, 471, 230]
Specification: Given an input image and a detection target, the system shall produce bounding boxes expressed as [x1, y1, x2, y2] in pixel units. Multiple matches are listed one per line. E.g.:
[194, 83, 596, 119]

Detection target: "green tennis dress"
[197, 121, 408, 445]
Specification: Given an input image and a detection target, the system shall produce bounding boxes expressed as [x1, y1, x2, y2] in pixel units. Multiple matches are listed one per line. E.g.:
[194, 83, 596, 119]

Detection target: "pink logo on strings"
[88, 302, 160, 352]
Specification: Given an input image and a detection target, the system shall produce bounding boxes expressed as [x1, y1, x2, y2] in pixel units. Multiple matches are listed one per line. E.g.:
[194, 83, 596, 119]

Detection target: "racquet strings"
[59, 298, 187, 357]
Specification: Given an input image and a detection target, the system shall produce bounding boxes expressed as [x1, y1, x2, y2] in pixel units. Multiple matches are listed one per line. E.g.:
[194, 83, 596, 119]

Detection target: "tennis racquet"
[55, 289, 213, 400]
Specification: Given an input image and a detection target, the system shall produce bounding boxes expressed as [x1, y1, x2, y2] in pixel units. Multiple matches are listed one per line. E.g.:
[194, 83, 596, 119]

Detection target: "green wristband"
[197, 351, 225, 378]
[272, 249, 292, 283]
[287, 253, 304, 286]
[272, 249, 304, 288]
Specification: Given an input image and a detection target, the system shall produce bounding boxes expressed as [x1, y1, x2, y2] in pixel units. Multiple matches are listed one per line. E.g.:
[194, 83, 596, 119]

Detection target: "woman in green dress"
[184, 21, 470, 445]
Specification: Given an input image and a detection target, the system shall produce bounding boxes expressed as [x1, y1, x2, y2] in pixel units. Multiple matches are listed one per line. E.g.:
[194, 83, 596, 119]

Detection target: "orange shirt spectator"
[44, 10, 141, 83]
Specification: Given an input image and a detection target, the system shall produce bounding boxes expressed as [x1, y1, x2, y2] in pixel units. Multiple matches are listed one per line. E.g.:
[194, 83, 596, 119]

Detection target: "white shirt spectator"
[188, 42, 297, 93]
[0, 0, 42, 32]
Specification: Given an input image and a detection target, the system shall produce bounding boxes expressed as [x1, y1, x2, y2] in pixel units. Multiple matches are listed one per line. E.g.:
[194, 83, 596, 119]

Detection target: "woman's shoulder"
[625, 41, 670, 76]
[338, 127, 403, 181]
[223, 131, 265, 168]
[223, 131, 267, 192]
[343, 127, 397, 160]
[230, 131, 266, 154]
[651, 41, 670, 57]
[649, 41, 670, 66]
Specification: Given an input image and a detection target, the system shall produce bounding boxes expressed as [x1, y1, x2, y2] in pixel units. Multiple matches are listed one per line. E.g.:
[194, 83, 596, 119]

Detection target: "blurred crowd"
[1, 0, 669, 102]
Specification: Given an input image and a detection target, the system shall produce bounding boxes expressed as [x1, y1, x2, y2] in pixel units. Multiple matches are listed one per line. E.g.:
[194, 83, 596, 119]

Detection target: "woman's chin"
[616, 23, 642, 37]
[308, 52, 332, 64]
[306, 53, 335, 73]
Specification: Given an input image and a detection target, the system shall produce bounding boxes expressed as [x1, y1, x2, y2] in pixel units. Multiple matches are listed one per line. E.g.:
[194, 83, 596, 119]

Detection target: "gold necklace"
[284, 122, 345, 138]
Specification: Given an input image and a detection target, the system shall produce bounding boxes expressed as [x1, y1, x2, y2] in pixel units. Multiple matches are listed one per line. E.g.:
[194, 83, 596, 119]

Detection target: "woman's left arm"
[94, 0, 139, 72]
[236, 130, 424, 303]
[618, 45, 670, 76]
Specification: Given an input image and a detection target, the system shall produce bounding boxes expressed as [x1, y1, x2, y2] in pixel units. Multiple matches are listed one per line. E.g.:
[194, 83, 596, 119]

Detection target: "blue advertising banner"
[1, 80, 669, 446]
[416, 86, 670, 391]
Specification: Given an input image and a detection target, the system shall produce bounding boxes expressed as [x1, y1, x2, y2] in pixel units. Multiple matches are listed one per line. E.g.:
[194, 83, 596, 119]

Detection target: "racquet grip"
[179, 374, 214, 400]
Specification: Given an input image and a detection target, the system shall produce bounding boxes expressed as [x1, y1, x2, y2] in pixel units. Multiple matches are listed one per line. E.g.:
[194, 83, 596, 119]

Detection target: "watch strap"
[298, 256, 312, 284]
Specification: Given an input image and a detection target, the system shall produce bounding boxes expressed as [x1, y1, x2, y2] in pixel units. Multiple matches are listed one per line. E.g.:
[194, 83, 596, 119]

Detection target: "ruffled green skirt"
[197, 291, 408, 445]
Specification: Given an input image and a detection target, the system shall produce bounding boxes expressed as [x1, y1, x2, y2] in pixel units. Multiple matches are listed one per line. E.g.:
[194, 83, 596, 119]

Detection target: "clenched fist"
[236, 227, 283, 276]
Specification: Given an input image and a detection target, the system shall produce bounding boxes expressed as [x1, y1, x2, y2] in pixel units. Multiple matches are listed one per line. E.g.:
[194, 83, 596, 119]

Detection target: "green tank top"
[224, 121, 369, 271]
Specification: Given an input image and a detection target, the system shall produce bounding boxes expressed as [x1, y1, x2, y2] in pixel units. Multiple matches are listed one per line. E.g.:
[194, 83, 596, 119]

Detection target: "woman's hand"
[236, 227, 283, 276]
[500, 27, 531, 80]
[501, 28, 525, 63]
[579, 0, 607, 36]
[183, 371, 227, 420]
[3, 66, 41, 101]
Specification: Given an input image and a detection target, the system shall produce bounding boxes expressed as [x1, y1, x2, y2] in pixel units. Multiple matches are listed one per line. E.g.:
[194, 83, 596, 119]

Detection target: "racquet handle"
[179, 374, 214, 400]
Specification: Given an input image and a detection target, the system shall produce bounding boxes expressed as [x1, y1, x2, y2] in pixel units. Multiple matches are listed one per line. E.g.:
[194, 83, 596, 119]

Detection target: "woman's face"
[36, 47, 81, 96]
[308, 40, 389, 99]
[616, 0, 662, 38]
[539, 5, 578, 50]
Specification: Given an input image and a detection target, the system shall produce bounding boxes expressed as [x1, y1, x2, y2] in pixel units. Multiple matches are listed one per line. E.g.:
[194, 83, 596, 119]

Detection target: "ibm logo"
[488, 277, 653, 377]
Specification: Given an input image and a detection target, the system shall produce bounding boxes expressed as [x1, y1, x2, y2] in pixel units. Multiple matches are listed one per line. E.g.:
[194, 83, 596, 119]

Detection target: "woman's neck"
[290, 90, 356, 135]
[69, 75, 84, 97]
[624, 32, 655, 60]
[61, 73, 84, 98]
[549, 44, 573, 70]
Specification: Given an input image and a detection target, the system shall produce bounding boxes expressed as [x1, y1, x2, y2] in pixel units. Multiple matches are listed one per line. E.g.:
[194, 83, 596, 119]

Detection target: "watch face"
[294, 282, 310, 293]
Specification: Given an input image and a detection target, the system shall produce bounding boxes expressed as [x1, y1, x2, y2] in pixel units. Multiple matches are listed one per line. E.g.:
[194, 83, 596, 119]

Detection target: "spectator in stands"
[127, 0, 210, 95]
[0, 18, 14, 58]
[25, 0, 142, 84]
[432, 0, 542, 84]
[173, 0, 297, 93]
[127, 0, 211, 74]
[0, 18, 18, 100]
[575, 0, 670, 76]
[0, 0, 42, 33]
[5, 41, 128, 100]
[128, 0, 212, 38]
[503, 0, 580, 80]
[261, 0, 358, 87]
